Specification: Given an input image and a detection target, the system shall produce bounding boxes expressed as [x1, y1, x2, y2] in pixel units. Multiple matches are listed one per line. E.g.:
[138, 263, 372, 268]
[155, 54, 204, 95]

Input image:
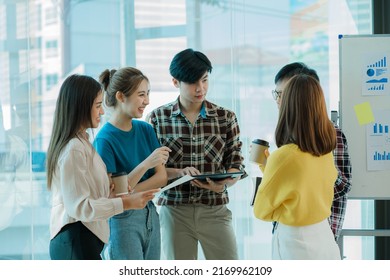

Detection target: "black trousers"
[50, 221, 104, 260]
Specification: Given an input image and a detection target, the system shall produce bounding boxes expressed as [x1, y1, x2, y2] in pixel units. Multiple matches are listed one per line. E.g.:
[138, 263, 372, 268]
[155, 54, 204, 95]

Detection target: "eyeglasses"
[271, 90, 282, 100]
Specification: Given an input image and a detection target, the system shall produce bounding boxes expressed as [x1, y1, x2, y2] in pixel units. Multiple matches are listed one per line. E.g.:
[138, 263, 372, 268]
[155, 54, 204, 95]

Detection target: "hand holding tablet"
[191, 171, 244, 182]
[156, 171, 244, 195]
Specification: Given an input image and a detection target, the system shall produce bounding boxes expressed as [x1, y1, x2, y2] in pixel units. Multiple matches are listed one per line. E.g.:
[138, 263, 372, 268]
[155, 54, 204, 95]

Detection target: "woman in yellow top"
[253, 73, 341, 260]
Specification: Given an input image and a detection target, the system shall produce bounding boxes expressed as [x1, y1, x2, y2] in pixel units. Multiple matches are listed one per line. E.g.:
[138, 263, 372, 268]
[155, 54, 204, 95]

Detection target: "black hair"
[274, 62, 320, 84]
[46, 74, 101, 188]
[169, 48, 213, 83]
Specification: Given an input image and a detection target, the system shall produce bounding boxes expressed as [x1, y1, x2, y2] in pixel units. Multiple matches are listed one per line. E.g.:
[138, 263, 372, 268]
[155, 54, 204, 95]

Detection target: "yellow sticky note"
[353, 102, 375, 125]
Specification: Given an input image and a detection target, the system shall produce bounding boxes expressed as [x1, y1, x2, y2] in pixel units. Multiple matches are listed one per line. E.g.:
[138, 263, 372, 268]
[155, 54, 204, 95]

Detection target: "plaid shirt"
[330, 125, 352, 240]
[147, 98, 245, 206]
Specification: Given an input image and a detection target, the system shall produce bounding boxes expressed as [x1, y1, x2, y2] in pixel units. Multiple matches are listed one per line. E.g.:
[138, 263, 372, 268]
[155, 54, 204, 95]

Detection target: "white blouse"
[50, 137, 123, 243]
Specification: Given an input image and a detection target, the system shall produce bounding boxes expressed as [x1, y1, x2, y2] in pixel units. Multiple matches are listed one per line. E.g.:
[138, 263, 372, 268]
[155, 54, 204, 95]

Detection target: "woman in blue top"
[94, 67, 171, 260]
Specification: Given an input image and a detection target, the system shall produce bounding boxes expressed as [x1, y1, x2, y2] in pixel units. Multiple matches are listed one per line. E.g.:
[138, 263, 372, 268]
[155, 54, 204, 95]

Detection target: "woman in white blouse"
[46, 74, 159, 260]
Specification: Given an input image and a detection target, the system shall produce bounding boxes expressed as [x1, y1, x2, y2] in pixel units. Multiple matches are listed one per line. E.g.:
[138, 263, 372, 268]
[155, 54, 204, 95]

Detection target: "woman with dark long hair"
[46, 74, 158, 260]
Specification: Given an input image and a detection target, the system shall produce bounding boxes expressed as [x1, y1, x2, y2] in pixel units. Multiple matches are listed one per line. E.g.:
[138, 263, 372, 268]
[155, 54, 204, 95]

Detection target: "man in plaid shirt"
[272, 62, 352, 241]
[147, 48, 245, 260]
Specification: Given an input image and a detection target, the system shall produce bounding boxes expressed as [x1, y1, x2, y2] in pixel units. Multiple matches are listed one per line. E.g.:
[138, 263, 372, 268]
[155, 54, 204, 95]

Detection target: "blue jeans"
[102, 201, 160, 260]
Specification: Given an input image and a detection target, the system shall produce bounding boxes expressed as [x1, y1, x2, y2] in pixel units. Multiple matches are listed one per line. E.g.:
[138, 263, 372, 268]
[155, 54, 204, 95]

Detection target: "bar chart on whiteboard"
[367, 110, 390, 171]
[340, 34, 390, 198]
[363, 54, 390, 95]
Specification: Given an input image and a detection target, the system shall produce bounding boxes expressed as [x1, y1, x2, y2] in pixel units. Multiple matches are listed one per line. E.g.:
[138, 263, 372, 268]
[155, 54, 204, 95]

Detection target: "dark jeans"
[50, 221, 104, 260]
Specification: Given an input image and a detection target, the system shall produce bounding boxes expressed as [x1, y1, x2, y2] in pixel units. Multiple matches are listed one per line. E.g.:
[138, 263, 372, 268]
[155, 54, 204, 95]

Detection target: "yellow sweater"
[253, 144, 337, 226]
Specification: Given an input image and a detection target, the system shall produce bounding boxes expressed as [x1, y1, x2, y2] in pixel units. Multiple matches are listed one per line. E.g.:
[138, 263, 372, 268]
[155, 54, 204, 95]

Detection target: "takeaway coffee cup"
[111, 172, 129, 196]
[249, 139, 270, 165]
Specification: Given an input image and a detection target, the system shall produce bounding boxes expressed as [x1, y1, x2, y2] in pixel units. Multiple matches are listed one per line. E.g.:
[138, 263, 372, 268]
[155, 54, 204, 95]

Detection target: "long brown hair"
[46, 74, 101, 189]
[275, 74, 336, 156]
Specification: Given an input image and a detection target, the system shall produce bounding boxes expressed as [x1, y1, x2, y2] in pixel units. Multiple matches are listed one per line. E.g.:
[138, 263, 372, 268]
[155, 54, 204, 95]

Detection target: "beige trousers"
[159, 204, 238, 260]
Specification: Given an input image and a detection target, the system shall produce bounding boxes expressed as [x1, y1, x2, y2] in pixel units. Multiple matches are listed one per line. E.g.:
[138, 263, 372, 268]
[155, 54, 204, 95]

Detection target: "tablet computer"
[191, 171, 244, 182]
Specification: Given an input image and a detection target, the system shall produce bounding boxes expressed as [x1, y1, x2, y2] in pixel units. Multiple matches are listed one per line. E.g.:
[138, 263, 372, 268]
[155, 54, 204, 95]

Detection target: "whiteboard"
[339, 34, 390, 199]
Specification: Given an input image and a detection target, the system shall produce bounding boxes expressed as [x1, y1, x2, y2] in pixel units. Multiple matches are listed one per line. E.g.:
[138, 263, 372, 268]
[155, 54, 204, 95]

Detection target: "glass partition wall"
[0, 0, 372, 259]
